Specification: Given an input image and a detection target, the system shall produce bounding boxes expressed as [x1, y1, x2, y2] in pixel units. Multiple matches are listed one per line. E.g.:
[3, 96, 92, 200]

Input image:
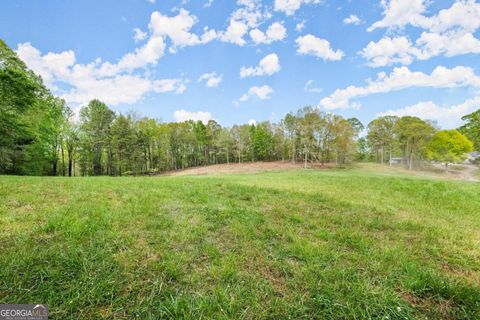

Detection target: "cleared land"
[167, 161, 480, 182]
[1, 165, 479, 319]
[164, 161, 335, 176]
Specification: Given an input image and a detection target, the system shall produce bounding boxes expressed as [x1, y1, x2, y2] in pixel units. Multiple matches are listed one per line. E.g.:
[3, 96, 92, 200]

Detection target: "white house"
[465, 151, 480, 164]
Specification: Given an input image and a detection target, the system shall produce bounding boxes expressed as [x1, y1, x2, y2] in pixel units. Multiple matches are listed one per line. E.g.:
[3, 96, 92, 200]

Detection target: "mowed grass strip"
[0, 168, 479, 319]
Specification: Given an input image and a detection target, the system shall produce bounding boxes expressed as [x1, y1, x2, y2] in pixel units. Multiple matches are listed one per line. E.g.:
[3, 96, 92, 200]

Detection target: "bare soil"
[164, 161, 335, 176]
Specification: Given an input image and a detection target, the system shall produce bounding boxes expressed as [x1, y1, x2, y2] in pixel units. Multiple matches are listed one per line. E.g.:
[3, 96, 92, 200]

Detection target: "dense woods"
[1, 39, 477, 176]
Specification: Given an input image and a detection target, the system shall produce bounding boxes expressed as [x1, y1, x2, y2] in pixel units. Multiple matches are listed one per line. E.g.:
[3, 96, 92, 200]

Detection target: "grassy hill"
[1, 166, 479, 319]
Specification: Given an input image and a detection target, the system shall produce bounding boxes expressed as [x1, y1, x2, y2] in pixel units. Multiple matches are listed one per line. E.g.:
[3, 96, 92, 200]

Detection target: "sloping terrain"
[1, 168, 479, 319]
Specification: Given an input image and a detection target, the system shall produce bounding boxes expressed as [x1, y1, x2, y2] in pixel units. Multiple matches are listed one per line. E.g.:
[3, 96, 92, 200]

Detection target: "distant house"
[465, 151, 480, 164]
[389, 157, 404, 165]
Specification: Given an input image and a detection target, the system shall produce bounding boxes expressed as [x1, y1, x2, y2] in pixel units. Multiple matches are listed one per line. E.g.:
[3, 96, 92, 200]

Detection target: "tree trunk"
[52, 158, 57, 176]
[61, 145, 65, 176]
[68, 147, 73, 177]
[304, 149, 308, 169]
[409, 150, 414, 170]
[52, 141, 58, 176]
[292, 135, 296, 164]
[389, 144, 392, 166]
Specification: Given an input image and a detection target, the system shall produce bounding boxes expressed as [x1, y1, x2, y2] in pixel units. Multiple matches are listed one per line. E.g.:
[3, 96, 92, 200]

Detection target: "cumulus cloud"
[15, 11, 216, 107]
[239, 85, 274, 101]
[344, 14, 362, 25]
[249, 22, 287, 44]
[240, 53, 281, 78]
[320, 65, 480, 110]
[368, 0, 428, 31]
[173, 109, 212, 123]
[274, 0, 322, 16]
[149, 9, 217, 53]
[198, 72, 223, 87]
[295, 34, 344, 61]
[363, 0, 480, 66]
[220, 0, 269, 46]
[360, 36, 418, 67]
[378, 96, 480, 128]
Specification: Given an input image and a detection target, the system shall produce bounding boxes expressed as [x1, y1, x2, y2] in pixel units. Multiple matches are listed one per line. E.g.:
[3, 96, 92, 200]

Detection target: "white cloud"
[249, 22, 287, 44]
[239, 85, 274, 101]
[147, 0, 156, 3]
[13, 9, 226, 106]
[173, 109, 212, 124]
[149, 9, 217, 53]
[360, 36, 418, 67]
[415, 31, 480, 58]
[320, 65, 480, 110]
[368, 0, 480, 34]
[361, 31, 480, 67]
[248, 119, 257, 125]
[240, 53, 281, 78]
[367, 0, 428, 31]
[220, 0, 269, 46]
[16, 43, 76, 87]
[198, 72, 223, 87]
[221, 20, 249, 46]
[344, 14, 362, 25]
[364, 1, 480, 65]
[96, 36, 166, 76]
[274, 0, 322, 16]
[295, 20, 306, 32]
[296, 34, 344, 61]
[379, 96, 480, 128]
[304, 80, 322, 93]
[133, 28, 148, 42]
[153, 79, 187, 94]
[16, 40, 184, 106]
[420, 0, 480, 34]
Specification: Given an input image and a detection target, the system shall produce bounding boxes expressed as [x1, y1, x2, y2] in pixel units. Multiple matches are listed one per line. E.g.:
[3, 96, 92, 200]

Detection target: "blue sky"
[1, 0, 480, 128]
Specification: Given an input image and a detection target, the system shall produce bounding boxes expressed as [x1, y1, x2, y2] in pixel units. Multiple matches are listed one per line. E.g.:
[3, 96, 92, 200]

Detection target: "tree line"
[365, 114, 476, 170]
[1, 39, 478, 176]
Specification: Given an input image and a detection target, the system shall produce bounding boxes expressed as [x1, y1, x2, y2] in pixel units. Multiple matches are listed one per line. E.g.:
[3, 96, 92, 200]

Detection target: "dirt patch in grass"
[162, 161, 336, 176]
[400, 291, 453, 319]
[441, 263, 480, 286]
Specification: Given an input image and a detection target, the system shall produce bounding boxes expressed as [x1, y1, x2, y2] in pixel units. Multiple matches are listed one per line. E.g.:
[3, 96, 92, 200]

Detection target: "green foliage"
[426, 130, 473, 165]
[355, 137, 370, 161]
[79, 99, 115, 175]
[250, 122, 275, 161]
[0, 39, 68, 175]
[367, 116, 398, 164]
[366, 115, 437, 169]
[0, 39, 360, 176]
[459, 108, 480, 150]
[396, 116, 436, 169]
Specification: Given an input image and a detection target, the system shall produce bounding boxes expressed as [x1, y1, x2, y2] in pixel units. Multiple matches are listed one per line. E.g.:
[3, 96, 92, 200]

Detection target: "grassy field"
[1, 166, 479, 319]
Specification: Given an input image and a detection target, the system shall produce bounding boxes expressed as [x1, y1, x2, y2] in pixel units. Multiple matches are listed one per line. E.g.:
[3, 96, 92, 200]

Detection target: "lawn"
[0, 167, 479, 319]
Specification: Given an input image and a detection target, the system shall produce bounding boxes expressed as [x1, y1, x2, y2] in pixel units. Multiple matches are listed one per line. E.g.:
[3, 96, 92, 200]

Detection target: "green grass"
[1, 167, 479, 319]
